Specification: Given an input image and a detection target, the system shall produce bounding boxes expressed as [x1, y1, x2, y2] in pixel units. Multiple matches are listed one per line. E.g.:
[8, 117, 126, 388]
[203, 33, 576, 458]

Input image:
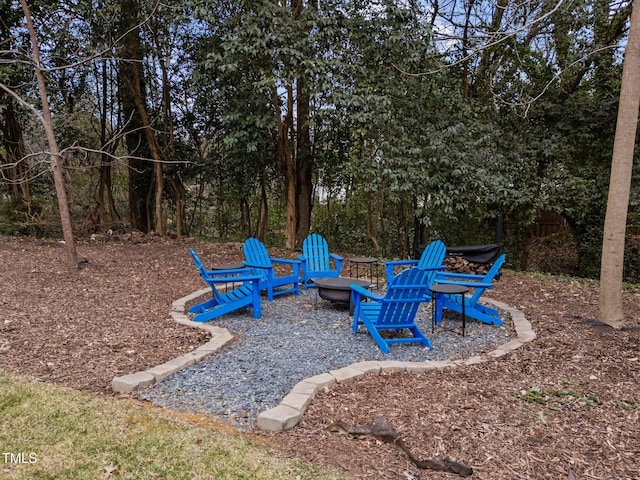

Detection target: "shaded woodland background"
[1, 0, 639, 281]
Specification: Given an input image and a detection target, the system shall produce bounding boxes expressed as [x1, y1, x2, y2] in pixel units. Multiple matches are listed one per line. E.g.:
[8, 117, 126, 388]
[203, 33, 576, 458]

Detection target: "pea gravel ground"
[139, 289, 513, 431]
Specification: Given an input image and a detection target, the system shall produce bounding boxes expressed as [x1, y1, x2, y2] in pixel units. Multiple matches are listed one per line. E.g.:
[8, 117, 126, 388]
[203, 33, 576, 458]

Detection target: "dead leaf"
[103, 465, 119, 477]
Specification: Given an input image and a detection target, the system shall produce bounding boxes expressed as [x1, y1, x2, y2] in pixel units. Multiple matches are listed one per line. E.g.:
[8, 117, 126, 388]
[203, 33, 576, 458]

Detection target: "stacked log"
[443, 257, 490, 275]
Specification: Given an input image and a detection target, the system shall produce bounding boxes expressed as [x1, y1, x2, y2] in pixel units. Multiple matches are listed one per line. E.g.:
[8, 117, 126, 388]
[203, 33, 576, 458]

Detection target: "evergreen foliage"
[0, 0, 636, 278]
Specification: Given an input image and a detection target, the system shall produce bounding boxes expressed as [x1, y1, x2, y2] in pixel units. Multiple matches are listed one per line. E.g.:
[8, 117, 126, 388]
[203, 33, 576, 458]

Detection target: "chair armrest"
[202, 274, 263, 284]
[242, 261, 268, 269]
[435, 271, 485, 281]
[202, 267, 254, 277]
[434, 279, 493, 289]
[422, 265, 447, 271]
[296, 255, 308, 274]
[330, 253, 344, 271]
[385, 259, 418, 268]
[271, 258, 301, 277]
[270, 258, 302, 266]
[384, 259, 418, 280]
[350, 284, 382, 302]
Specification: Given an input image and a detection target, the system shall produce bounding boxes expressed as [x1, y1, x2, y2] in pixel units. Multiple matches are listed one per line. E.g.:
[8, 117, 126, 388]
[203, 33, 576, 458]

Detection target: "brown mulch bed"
[1, 235, 639, 479]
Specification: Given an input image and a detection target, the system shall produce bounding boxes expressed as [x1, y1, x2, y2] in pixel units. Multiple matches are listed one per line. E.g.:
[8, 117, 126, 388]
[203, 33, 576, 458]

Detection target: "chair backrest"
[243, 237, 272, 268]
[417, 240, 446, 270]
[189, 248, 227, 300]
[485, 253, 506, 278]
[469, 253, 506, 303]
[302, 233, 332, 272]
[377, 268, 431, 326]
[189, 248, 206, 274]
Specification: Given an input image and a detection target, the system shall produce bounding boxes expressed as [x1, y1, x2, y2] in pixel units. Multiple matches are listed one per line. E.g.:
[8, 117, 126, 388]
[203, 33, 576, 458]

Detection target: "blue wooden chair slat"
[298, 233, 344, 288]
[351, 267, 432, 353]
[242, 237, 301, 301]
[433, 253, 506, 325]
[309, 241, 330, 271]
[384, 240, 446, 297]
[187, 248, 262, 322]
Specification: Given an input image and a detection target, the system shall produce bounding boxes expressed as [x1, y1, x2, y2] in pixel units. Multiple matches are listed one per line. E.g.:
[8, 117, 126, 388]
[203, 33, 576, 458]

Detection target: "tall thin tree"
[19, 0, 78, 269]
[598, 1, 640, 329]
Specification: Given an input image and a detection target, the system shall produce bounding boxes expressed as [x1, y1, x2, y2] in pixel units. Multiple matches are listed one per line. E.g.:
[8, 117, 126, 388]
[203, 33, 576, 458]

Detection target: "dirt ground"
[1, 235, 639, 479]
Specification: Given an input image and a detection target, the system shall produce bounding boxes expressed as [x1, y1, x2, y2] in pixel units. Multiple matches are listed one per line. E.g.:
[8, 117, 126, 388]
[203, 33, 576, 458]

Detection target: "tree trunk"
[293, 0, 313, 248]
[240, 196, 252, 239]
[366, 188, 383, 255]
[167, 172, 185, 241]
[277, 86, 297, 249]
[519, 234, 531, 271]
[255, 178, 269, 242]
[154, 162, 164, 235]
[461, 0, 475, 100]
[96, 163, 120, 224]
[0, 101, 31, 204]
[20, 0, 78, 269]
[597, 1, 640, 329]
[155, 25, 176, 237]
[295, 75, 312, 247]
[117, 0, 153, 232]
[472, 0, 508, 96]
[125, 60, 165, 235]
[95, 58, 120, 227]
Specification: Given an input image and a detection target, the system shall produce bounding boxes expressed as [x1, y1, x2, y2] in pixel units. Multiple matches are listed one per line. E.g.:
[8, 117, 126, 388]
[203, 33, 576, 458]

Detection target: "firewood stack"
[443, 257, 490, 275]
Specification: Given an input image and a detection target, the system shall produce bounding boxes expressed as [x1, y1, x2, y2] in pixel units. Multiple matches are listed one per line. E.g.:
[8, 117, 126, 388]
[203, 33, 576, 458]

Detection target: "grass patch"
[0, 371, 348, 480]
[519, 386, 601, 410]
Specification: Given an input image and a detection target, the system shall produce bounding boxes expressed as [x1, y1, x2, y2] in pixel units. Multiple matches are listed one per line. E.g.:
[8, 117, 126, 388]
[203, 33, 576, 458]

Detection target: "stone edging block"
[111, 288, 233, 393]
[257, 298, 535, 432]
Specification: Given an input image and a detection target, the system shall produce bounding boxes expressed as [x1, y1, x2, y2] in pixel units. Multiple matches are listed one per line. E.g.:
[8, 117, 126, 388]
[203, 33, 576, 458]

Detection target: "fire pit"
[313, 277, 373, 314]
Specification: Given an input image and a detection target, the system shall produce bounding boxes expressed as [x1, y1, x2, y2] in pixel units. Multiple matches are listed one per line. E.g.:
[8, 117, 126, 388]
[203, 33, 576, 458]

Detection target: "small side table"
[349, 257, 379, 289]
[429, 283, 469, 336]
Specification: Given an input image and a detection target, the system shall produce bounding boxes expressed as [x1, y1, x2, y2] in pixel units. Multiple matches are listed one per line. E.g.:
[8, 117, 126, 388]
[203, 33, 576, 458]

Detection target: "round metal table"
[429, 283, 469, 336]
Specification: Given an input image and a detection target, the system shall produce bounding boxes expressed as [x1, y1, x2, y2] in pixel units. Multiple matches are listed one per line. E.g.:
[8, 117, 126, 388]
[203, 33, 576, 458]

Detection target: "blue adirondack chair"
[432, 253, 506, 326]
[384, 240, 446, 297]
[242, 237, 301, 301]
[188, 248, 262, 322]
[351, 267, 432, 353]
[297, 233, 344, 288]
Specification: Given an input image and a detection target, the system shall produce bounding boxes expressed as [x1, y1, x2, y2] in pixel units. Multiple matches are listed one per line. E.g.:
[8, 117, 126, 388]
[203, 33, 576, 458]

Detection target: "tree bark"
[293, 0, 313, 248]
[117, 0, 153, 232]
[20, 0, 78, 269]
[277, 85, 297, 249]
[240, 196, 252, 239]
[95, 58, 120, 226]
[461, 0, 475, 100]
[473, 0, 508, 96]
[255, 178, 269, 241]
[167, 172, 185, 241]
[295, 74, 312, 247]
[0, 100, 31, 204]
[597, 0, 640, 329]
[366, 187, 383, 255]
[95, 163, 120, 224]
[126, 61, 165, 235]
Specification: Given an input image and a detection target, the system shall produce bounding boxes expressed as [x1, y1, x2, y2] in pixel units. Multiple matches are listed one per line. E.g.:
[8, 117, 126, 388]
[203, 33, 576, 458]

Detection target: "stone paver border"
[111, 288, 231, 393]
[112, 292, 535, 432]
